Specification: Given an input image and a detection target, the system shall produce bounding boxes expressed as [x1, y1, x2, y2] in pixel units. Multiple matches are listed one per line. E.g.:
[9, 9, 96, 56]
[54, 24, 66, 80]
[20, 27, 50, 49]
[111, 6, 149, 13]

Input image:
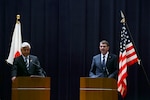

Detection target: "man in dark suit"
[11, 42, 45, 82]
[89, 40, 118, 79]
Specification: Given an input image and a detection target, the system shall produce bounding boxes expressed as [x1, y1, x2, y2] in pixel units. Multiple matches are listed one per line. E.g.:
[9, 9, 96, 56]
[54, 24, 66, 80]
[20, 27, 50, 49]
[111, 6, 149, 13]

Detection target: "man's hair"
[21, 42, 31, 49]
[99, 40, 109, 46]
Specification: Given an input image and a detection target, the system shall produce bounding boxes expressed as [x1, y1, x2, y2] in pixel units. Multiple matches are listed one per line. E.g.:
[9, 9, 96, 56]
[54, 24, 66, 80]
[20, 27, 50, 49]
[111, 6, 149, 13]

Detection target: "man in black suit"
[89, 40, 118, 79]
[11, 42, 45, 82]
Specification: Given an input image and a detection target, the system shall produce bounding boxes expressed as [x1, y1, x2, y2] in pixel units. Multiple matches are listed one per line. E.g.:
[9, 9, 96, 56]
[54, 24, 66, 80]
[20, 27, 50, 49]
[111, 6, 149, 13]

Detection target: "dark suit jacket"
[11, 55, 44, 77]
[89, 53, 118, 79]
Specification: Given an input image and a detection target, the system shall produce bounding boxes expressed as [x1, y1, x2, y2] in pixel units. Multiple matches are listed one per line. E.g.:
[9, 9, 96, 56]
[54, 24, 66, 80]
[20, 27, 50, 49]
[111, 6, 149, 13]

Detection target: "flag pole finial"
[120, 11, 125, 24]
[16, 15, 20, 23]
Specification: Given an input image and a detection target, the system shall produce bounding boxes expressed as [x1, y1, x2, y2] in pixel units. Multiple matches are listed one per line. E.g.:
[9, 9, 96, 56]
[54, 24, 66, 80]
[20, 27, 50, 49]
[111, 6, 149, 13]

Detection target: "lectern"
[80, 77, 118, 100]
[12, 77, 50, 100]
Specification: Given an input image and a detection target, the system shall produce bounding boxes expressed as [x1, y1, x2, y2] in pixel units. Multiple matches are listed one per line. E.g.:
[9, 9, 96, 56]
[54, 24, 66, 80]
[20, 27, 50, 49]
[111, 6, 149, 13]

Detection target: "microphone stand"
[30, 60, 47, 77]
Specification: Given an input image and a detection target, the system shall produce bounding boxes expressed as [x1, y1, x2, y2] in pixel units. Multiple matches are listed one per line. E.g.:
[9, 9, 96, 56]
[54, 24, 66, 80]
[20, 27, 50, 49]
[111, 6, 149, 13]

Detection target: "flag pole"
[120, 11, 150, 86]
[6, 14, 22, 65]
[120, 11, 140, 62]
[6, 15, 20, 64]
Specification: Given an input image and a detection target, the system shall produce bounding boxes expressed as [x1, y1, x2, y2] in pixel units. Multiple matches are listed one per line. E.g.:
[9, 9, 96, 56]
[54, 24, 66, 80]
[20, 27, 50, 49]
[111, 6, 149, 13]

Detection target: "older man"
[11, 42, 45, 81]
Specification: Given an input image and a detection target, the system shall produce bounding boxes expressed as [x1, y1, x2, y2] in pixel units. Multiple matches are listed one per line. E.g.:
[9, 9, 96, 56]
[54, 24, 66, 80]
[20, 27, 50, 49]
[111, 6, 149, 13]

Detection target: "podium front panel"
[12, 77, 50, 100]
[80, 77, 118, 100]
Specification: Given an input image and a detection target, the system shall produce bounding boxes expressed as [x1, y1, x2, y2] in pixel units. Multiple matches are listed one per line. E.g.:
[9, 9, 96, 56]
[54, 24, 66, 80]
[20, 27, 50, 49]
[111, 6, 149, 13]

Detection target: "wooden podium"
[12, 77, 50, 100]
[80, 77, 118, 100]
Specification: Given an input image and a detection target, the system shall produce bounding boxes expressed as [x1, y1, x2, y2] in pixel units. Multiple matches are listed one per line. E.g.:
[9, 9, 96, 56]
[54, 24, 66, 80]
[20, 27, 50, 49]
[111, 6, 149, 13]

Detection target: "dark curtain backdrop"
[0, 0, 150, 100]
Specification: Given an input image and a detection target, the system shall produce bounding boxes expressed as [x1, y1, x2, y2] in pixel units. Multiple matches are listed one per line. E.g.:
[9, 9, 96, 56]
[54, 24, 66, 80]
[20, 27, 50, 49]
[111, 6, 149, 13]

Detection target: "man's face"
[21, 46, 30, 57]
[99, 43, 109, 55]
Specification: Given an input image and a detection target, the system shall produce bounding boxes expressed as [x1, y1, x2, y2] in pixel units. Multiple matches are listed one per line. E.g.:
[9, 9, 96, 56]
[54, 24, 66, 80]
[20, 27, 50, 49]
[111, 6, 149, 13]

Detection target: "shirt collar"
[22, 55, 29, 60]
[101, 52, 109, 58]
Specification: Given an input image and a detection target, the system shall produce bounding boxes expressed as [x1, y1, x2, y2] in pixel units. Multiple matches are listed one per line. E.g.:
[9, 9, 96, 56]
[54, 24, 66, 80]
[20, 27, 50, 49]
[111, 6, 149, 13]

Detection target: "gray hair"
[21, 42, 31, 49]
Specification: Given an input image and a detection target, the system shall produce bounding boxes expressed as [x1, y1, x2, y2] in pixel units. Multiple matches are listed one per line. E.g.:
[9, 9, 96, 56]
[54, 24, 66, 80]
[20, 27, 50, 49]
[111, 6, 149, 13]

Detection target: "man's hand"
[12, 76, 16, 82]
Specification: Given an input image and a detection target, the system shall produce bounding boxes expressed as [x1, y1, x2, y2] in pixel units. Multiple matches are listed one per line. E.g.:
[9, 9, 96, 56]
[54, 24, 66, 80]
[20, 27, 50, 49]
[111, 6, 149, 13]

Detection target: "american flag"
[117, 23, 138, 98]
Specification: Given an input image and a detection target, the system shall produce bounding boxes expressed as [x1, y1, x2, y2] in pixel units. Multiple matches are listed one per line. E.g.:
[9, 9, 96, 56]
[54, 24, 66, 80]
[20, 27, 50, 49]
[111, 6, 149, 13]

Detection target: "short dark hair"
[99, 40, 109, 46]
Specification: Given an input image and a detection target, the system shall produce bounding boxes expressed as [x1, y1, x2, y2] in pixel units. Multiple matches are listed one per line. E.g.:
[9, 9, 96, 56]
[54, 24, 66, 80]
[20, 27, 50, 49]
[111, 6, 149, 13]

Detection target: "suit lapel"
[19, 56, 28, 71]
[29, 55, 32, 67]
[106, 54, 112, 66]
[20, 56, 25, 65]
[99, 54, 103, 68]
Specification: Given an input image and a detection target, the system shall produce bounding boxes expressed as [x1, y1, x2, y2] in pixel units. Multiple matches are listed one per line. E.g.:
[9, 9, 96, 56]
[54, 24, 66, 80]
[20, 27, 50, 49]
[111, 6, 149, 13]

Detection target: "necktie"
[25, 57, 29, 70]
[102, 55, 109, 76]
[102, 55, 105, 66]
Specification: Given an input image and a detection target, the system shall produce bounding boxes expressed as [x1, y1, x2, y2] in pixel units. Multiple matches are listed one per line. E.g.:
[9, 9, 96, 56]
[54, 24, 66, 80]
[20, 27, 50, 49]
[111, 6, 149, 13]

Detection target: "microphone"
[30, 60, 47, 77]
[105, 67, 109, 76]
[103, 67, 109, 76]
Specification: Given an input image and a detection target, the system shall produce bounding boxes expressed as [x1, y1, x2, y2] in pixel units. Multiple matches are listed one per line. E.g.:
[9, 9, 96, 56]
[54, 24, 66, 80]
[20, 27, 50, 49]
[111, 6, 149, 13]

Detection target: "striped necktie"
[102, 55, 105, 66]
[25, 57, 29, 70]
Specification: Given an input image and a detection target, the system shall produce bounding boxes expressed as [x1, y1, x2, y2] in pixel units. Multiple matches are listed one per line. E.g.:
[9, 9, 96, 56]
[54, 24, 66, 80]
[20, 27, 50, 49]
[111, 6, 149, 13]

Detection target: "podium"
[12, 77, 50, 100]
[80, 77, 118, 100]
